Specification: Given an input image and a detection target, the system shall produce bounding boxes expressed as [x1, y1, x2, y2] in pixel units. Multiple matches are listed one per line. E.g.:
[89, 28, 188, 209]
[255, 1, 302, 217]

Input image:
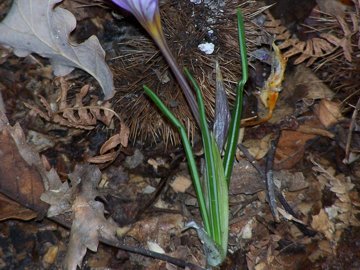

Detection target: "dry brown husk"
[109, 0, 268, 145]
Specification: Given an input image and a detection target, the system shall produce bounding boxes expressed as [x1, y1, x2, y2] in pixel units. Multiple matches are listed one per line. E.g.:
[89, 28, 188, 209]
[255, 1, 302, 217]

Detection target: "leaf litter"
[0, 0, 360, 269]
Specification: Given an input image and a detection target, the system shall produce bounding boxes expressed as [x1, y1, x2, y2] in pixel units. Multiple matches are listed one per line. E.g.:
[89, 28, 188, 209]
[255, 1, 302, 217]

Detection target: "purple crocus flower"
[111, 0, 200, 124]
[112, 0, 158, 23]
[112, 0, 163, 41]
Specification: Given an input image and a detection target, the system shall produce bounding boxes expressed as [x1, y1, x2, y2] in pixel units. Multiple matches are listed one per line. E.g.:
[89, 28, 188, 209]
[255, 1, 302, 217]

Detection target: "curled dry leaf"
[242, 134, 273, 160]
[101, 134, 122, 155]
[86, 152, 118, 164]
[275, 130, 316, 170]
[0, 0, 113, 99]
[100, 124, 129, 155]
[87, 122, 129, 164]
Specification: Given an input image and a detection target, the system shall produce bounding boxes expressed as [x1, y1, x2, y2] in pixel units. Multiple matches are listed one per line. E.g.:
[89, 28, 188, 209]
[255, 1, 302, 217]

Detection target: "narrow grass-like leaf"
[184, 68, 221, 247]
[210, 135, 228, 257]
[223, 9, 248, 185]
[143, 85, 210, 233]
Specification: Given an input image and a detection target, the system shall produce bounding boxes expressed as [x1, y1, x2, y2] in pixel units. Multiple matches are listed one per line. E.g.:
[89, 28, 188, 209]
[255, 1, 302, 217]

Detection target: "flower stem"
[155, 40, 200, 126]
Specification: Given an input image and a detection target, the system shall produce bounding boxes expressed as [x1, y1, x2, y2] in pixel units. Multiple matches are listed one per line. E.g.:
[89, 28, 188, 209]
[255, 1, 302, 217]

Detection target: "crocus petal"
[112, 0, 158, 22]
[111, 0, 131, 11]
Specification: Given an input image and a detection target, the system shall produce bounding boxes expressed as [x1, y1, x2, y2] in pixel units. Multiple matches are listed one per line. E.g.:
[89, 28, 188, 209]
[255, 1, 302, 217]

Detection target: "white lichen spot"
[198, 42, 215, 55]
[240, 219, 253, 239]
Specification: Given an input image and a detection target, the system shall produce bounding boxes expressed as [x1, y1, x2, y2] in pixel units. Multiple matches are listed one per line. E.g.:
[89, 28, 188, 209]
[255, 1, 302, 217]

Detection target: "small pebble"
[198, 42, 215, 54]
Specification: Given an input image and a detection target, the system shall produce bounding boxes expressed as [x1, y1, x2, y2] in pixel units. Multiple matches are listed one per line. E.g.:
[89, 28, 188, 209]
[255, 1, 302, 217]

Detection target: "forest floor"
[0, 0, 360, 269]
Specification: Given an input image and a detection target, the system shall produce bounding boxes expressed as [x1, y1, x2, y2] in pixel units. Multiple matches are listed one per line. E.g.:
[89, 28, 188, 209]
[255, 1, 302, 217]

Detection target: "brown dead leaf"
[275, 130, 315, 170]
[170, 175, 192, 193]
[308, 239, 334, 262]
[87, 122, 129, 164]
[126, 214, 184, 247]
[230, 159, 264, 195]
[242, 134, 273, 160]
[310, 157, 360, 241]
[99, 124, 130, 155]
[275, 112, 337, 170]
[311, 209, 335, 240]
[119, 121, 130, 148]
[0, 193, 36, 221]
[64, 164, 120, 270]
[282, 64, 335, 103]
[60, 0, 105, 21]
[86, 152, 118, 164]
[100, 134, 122, 155]
[0, 111, 56, 216]
[316, 0, 348, 17]
[314, 99, 343, 128]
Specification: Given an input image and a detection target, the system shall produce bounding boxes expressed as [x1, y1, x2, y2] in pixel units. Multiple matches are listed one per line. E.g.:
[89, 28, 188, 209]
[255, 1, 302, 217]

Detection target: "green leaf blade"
[143, 85, 210, 233]
[210, 135, 228, 257]
[223, 8, 248, 185]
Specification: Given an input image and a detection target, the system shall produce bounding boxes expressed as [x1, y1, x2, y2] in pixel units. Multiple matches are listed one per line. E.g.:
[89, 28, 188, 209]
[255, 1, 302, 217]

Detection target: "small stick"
[238, 144, 317, 236]
[49, 215, 206, 270]
[344, 96, 360, 163]
[265, 133, 280, 222]
[7, 194, 206, 270]
[238, 143, 278, 220]
[100, 237, 207, 270]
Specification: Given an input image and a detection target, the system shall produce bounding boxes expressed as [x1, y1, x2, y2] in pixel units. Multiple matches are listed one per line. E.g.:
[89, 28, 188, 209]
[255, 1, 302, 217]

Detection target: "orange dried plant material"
[339, 0, 355, 6]
[243, 43, 287, 126]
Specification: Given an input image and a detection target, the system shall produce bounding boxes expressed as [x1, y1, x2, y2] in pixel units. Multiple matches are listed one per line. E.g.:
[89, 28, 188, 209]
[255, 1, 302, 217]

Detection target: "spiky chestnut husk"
[106, 0, 267, 145]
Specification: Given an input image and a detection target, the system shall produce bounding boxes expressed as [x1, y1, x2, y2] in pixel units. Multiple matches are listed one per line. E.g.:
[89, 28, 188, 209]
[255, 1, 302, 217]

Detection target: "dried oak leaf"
[0, 111, 59, 216]
[0, 0, 113, 99]
[62, 164, 119, 270]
